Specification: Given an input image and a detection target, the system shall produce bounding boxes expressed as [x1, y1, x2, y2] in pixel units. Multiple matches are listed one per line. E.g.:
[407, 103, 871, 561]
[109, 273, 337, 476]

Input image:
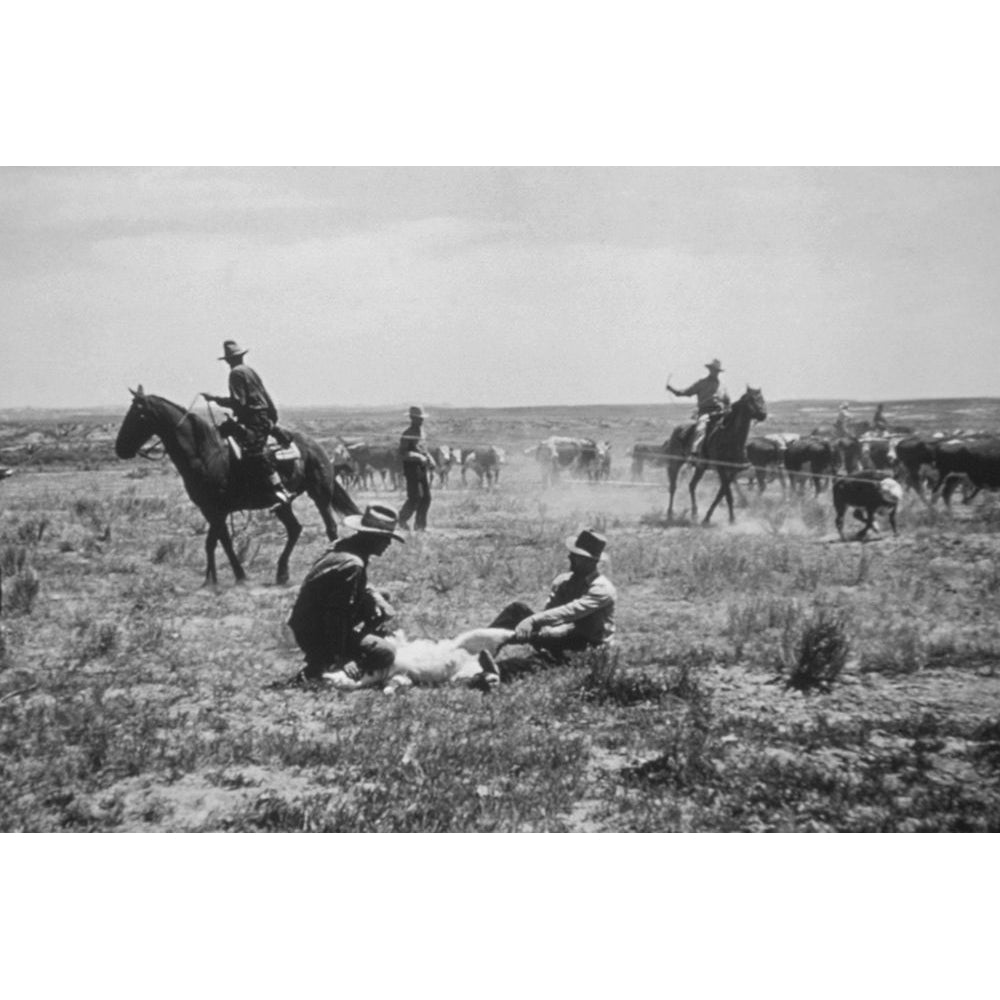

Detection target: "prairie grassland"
[1, 400, 1000, 831]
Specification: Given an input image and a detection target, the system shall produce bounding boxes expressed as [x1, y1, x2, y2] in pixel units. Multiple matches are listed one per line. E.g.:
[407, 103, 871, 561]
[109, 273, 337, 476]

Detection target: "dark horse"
[665, 386, 767, 525]
[115, 387, 360, 585]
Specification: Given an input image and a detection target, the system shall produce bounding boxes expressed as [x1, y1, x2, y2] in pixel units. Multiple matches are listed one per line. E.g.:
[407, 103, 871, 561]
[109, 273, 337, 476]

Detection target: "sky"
[3, 165, 998, 412]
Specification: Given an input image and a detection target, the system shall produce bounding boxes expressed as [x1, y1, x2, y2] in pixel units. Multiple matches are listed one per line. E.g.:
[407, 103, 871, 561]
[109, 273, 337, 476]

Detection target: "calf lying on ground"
[324, 627, 515, 694]
[833, 471, 904, 541]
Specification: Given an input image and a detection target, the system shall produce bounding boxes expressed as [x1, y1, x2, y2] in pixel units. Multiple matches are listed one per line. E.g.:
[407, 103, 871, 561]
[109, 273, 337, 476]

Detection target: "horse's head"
[115, 385, 159, 458]
[740, 385, 767, 423]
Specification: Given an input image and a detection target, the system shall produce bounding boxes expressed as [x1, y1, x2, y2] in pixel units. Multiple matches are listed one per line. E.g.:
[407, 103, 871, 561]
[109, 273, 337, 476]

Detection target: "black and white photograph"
[2, 6, 997, 996]
[4, 164, 998, 835]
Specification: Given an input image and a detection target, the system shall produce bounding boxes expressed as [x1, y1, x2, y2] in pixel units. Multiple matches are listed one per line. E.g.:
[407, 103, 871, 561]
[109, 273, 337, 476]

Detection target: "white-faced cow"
[531, 437, 608, 486]
[833, 471, 904, 541]
[461, 446, 507, 488]
[429, 445, 456, 487]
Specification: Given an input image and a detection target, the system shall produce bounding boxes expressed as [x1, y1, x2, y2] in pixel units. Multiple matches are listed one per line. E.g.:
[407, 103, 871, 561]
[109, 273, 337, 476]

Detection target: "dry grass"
[2, 401, 1000, 831]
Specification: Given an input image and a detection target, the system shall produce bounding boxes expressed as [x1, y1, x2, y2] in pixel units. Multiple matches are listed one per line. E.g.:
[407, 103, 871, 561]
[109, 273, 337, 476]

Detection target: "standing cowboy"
[202, 340, 292, 508]
[666, 359, 730, 457]
[398, 405, 435, 532]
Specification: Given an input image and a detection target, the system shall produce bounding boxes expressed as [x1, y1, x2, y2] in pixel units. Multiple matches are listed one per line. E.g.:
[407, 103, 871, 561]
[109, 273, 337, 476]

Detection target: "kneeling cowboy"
[202, 340, 292, 508]
[666, 358, 730, 457]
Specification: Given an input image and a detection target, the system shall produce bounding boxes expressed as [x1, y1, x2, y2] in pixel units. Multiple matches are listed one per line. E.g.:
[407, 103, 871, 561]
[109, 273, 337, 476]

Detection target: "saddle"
[219, 419, 301, 492]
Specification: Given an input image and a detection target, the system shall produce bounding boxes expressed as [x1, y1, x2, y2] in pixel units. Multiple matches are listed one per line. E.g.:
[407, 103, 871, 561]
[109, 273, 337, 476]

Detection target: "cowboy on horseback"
[202, 340, 292, 508]
[666, 359, 731, 458]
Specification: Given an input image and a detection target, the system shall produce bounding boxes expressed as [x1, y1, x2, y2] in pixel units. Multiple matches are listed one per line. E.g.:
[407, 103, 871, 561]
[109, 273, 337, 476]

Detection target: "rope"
[175, 394, 206, 428]
[564, 456, 906, 488]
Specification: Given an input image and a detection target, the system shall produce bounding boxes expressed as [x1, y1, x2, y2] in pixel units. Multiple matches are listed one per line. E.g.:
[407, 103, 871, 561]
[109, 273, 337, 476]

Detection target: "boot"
[268, 471, 293, 508]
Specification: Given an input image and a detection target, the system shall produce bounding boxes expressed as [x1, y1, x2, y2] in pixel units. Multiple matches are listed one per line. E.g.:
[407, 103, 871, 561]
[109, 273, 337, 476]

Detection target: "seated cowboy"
[281, 504, 405, 686]
[202, 340, 292, 508]
[666, 359, 730, 457]
[486, 529, 616, 672]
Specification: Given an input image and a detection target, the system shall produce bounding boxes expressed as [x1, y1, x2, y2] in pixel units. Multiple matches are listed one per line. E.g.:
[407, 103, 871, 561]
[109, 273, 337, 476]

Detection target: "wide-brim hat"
[565, 528, 607, 560]
[344, 503, 406, 542]
[408, 405, 427, 419]
[219, 340, 248, 361]
[705, 359, 723, 372]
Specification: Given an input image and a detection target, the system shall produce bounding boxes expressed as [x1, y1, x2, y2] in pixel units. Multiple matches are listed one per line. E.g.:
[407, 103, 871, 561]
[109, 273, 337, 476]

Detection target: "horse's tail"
[330, 478, 362, 517]
[293, 431, 362, 517]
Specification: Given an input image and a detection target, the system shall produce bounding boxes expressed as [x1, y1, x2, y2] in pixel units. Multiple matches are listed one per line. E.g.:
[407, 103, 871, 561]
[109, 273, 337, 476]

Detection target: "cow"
[630, 442, 669, 481]
[894, 433, 941, 497]
[339, 441, 402, 491]
[930, 436, 1000, 506]
[429, 445, 456, 488]
[785, 438, 837, 495]
[859, 434, 899, 472]
[746, 435, 794, 493]
[531, 437, 592, 486]
[322, 627, 514, 695]
[461, 446, 507, 488]
[328, 441, 361, 488]
[833, 471, 903, 541]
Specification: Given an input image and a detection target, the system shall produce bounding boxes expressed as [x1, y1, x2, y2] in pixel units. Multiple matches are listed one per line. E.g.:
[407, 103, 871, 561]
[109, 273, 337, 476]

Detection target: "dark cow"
[894, 433, 941, 497]
[785, 438, 837, 495]
[630, 442, 669, 481]
[931, 436, 1000, 506]
[340, 442, 401, 491]
[833, 471, 903, 541]
[746, 435, 789, 493]
[832, 436, 864, 475]
[461, 446, 506, 488]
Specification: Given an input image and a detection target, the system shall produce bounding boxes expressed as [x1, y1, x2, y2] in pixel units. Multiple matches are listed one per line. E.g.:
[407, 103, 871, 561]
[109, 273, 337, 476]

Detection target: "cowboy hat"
[565, 528, 607, 560]
[408, 405, 427, 419]
[705, 359, 723, 372]
[344, 504, 406, 542]
[219, 340, 249, 361]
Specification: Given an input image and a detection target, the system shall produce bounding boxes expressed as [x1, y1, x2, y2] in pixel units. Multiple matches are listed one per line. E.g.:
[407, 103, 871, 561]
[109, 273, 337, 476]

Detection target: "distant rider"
[872, 403, 888, 434]
[202, 340, 292, 508]
[666, 359, 730, 456]
[834, 402, 852, 438]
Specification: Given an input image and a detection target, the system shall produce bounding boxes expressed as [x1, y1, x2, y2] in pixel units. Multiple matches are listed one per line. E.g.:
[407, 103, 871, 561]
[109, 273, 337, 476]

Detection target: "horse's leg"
[204, 520, 220, 587]
[666, 458, 681, 520]
[273, 503, 302, 585]
[702, 471, 730, 525]
[688, 463, 706, 520]
[211, 515, 246, 584]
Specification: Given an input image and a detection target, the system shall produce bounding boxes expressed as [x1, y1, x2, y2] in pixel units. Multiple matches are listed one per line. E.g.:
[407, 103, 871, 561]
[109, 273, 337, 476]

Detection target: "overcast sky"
[2, 166, 998, 411]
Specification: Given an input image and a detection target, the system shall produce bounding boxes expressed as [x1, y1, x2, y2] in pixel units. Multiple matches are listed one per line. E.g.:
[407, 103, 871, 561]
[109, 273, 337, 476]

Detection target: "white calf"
[324, 627, 514, 694]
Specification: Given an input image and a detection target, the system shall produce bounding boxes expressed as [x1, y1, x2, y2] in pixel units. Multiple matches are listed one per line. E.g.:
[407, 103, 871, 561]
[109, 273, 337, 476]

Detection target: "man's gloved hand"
[342, 661, 361, 681]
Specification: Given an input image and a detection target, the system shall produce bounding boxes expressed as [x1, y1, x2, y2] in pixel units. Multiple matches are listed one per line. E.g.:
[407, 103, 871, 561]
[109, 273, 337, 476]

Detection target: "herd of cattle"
[330, 436, 612, 491]
[327, 421, 999, 541]
[331, 425, 999, 504]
